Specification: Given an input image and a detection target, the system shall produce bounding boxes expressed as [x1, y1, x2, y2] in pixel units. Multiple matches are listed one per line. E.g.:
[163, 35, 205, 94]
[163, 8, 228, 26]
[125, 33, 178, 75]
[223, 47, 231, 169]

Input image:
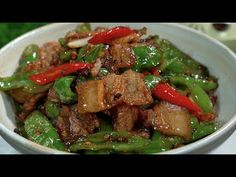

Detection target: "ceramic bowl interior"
[1, 23, 236, 154]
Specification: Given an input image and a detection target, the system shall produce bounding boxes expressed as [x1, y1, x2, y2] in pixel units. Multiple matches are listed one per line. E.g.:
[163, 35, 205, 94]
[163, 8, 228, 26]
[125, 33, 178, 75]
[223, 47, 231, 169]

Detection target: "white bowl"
[184, 23, 236, 53]
[1, 23, 236, 154]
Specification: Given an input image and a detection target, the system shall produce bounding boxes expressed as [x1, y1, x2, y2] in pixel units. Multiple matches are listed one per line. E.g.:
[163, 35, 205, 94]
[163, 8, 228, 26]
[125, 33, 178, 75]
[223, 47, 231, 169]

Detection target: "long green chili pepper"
[159, 57, 178, 72]
[58, 38, 67, 48]
[85, 44, 104, 63]
[143, 131, 172, 153]
[188, 83, 213, 113]
[77, 44, 104, 63]
[15, 120, 28, 138]
[99, 68, 109, 76]
[69, 131, 150, 153]
[0, 74, 29, 91]
[59, 50, 71, 61]
[76, 23, 91, 33]
[45, 101, 60, 120]
[143, 131, 184, 153]
[132, 46, 161, 72]
[190, 116, 199, 130]
[84, 150, 113, 154]
[155, 37, 209, 77]
[85, 131, 130, 144]
[77, 46, 86, 61]
[167, 136, 185, 147]
[169, 75, 218, 91]
[165, 60, 190, 75]
[144, 75, 161, 89]
[191, 121, 218, 142]
[19, 44, 40, 67]
[71, 136, 149, 153]
[0, 72, 52, 93]
[24, 111, 65, 151]
[53, 76, 77, 104]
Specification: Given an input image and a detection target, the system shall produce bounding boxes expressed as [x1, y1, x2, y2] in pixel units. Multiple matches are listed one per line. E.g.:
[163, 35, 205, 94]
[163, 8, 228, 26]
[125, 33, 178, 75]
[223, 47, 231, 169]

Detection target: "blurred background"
[0, 23, 235, 51]
[0, 23, 47, 48]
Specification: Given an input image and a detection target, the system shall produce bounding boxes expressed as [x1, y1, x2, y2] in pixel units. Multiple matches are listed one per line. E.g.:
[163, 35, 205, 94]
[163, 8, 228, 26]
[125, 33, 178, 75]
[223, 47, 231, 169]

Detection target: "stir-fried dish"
[0, 24, 219, 154]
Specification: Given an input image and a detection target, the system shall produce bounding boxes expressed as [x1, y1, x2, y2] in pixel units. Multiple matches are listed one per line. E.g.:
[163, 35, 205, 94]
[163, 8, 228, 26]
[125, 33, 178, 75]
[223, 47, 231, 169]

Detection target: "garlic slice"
[67, 36, 92, 48]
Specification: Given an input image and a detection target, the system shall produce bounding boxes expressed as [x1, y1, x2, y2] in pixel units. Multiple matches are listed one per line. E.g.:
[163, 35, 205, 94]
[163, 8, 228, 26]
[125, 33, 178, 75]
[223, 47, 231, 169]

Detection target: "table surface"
[1, 130, 236, 154]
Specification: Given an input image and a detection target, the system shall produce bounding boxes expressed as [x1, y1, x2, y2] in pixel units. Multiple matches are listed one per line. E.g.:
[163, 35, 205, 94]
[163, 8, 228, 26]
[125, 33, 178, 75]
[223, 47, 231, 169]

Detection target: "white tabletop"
[1, 131, 236, 154]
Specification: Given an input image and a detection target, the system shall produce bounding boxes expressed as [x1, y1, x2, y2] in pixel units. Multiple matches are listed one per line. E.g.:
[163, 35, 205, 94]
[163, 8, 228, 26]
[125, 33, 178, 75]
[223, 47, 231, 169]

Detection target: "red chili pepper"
[151, 67, 159, 76]
[152, 83, 202, 115]
[88, 26, 134, 44]
[142, 71, 150, 76]
[29, 62, 93, 85]
[197, 112, 216, 122]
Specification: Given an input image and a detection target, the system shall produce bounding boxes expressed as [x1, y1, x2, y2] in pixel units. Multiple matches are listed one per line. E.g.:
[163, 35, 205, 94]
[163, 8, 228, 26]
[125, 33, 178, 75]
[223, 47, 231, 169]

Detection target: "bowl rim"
[185, 23, 236, 41]
[1, 22, 236, 154]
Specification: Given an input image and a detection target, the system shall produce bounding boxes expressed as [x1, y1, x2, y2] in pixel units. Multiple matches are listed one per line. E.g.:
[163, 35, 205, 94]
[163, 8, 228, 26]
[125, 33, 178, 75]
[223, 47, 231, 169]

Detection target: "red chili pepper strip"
[142, 71, 150, 76]
[29, 62, 93, 85]
[152, 83, 202, 114]
[151, 67, 159, 76]
[195, 112, 216, 122]
[88, 26, 134, 45]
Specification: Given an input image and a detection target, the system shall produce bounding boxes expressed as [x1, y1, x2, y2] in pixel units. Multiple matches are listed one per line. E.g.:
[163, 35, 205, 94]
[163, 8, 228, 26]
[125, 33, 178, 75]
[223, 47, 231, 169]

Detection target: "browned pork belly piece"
[109, 104, 150, 138]
[9, 85, 47, 106]
[112, 104, 139, 132]
[122, 70, 153, 105]
[109, 43, 136, 69]
[56, 115, 88, 145]
[141, 101, 192, 140]
[22, 93, 46, 112]
[56, 106, 100, 144]
[76, 80, 106, 113]
[96, 27, 146, 72]
[100, 56, 119, 74]
[76, 70, 153, 113]
[79, 113, 100, 133]
[10, 89, 46, 121]
[103, 73, 125, 107]
[39, 42, 61, 64]
[9, 88, 34, 104]
[23, 41, 62, 72]
[68, 115, 88, 142]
